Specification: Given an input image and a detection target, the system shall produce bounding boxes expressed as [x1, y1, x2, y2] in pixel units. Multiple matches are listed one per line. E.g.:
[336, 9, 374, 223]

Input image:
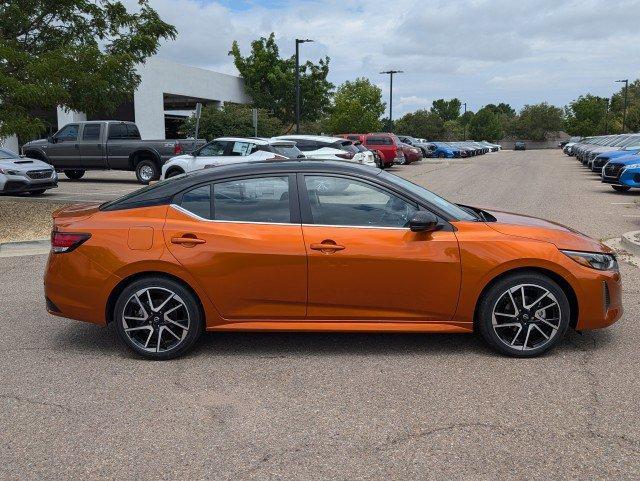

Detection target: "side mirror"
[409, 210, 440, 232]
[47, 136, 56, 143]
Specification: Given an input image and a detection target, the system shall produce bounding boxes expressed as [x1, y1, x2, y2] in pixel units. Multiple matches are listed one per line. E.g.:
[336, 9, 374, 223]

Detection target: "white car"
[274, 135, 377, 167]
[161, 137, 302, 179]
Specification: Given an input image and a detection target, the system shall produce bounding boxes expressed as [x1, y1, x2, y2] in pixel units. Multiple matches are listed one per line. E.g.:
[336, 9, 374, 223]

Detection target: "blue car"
[431, 142, 462, 158]
[601, 153, 640, 192]
[592, 143, 640, 172]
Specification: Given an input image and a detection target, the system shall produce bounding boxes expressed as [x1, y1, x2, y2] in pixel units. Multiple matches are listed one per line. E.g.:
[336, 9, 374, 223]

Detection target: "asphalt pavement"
[1, 150, 639, 480]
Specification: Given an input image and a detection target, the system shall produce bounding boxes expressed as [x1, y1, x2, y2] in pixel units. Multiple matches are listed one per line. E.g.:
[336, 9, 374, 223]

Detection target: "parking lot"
[1, 149, 639, 480]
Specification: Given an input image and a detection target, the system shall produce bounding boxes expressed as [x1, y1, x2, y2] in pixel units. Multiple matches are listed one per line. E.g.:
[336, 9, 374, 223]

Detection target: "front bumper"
[575, 268, 622, 330]
[617, 168, 640, 188]
[0, 172, 58, 193]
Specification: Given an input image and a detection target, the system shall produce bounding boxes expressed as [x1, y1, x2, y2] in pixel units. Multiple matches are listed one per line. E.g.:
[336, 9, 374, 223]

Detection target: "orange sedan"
[44, 161, 622, 359]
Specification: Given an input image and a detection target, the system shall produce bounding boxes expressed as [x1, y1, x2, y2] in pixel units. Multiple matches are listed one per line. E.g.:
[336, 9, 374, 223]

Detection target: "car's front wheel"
[477, 272, 570, 357]
[612, 185, 631, 192]
[64, 169, 85, 180]
[114, 277, 204, 360]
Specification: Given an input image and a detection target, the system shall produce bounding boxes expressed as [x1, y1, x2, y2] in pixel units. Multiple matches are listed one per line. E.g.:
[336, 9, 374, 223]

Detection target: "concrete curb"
[621, 230, 640, 257]
[0, 239, 50, 257]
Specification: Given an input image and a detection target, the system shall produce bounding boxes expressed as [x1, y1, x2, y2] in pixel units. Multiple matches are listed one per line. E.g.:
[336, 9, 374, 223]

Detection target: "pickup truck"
[22, 121, 205, 184]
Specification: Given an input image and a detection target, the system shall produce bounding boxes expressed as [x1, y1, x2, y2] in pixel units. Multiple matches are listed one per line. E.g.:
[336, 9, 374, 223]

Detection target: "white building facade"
[2, 57, 248, 151]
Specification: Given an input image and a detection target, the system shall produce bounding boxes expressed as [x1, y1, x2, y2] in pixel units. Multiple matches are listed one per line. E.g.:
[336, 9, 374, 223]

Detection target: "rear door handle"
[310, 240, 345, 253]
[171, 236, 206, 246]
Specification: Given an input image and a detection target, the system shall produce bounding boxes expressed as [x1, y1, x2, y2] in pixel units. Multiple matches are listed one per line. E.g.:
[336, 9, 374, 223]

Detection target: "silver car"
[0, 147, 58, 195]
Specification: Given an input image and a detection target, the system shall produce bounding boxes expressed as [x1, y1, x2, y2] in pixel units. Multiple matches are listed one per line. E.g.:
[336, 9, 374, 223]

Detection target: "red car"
[400, 142, 423, 163]
[340, 133, 403, 168]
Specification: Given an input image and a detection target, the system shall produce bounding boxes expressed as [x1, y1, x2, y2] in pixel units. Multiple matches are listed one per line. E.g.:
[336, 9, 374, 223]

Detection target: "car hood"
[614, 154, 640, 165]
[23, 138, 48, 148]
[0, 156, 52, 171]
[597, 149, 639, 160]
[482, 209, 608, 253]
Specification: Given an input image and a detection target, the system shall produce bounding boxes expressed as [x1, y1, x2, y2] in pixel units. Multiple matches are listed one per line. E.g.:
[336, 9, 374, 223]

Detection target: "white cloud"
[124, 0, 640, 116]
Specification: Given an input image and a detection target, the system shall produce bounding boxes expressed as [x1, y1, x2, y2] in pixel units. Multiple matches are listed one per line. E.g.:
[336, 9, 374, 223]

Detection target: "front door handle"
[171, 236, 206, 246]
[310, 240, 345, 253]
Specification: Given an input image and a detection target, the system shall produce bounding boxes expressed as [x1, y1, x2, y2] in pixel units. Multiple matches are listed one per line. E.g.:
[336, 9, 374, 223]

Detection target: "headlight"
[0, 168, 20, 175]
[561, 250, 618, 271]
[623, 163, 640, 170]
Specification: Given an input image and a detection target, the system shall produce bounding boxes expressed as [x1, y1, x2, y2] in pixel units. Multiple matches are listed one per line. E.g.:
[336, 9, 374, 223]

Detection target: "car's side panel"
[163, 206, 308, 320]
[302, 225, 462, 321]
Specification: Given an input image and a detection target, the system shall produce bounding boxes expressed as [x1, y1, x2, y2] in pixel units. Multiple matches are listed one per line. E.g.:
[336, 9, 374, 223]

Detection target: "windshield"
[379, 171, 477, 221]
[273, 145, 303, 158]
[0, 148, 18, 159]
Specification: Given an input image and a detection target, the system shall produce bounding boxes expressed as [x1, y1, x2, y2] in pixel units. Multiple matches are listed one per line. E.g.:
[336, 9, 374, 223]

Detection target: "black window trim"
[171, 173, 301, 225]
[296, 172, 452, 230]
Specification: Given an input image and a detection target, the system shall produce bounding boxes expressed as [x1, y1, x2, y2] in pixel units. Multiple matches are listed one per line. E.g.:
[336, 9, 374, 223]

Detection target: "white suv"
[161, 137, 302, 179]
[274, 135, 377, 167]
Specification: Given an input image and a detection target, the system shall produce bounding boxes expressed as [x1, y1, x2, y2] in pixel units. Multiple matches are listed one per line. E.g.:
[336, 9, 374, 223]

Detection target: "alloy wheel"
[491, 283, 561, 352]
[121, 287, 190, 353]
[139, 165, 154, 182]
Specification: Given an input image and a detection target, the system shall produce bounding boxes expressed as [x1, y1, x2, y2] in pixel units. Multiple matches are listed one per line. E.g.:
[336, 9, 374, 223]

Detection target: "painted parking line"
[611, 202, 636, 205]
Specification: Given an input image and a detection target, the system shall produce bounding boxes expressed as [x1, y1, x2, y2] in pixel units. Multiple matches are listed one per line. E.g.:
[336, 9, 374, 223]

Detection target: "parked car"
[602, 154, 640, 192]
[161, 137, 301, 179]
[585, 134, 640, 169]
[592, 141, 640, 173]
[399, 142, 422, 163]
[341, 133, 403, 168]
[44, 160, 622, 360]
[275, 135, 376, 167]
[397, 135, 431, 157]
[514, 141, 526, 151]
[0, 147, 58, 195]
[22, 121, 206, 184]
[431, 142, 463, 158]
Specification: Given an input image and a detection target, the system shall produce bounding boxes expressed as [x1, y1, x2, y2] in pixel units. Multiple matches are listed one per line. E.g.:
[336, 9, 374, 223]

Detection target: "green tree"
[564, 94, 609, 136]
[469, 107, 503, 141]
[610, 79, 640, 133]
[513, 103, 564, 141]
[0, 1, 176, 140]
[182, 104, 282, 140]
[324, 78, 385, 133]
[395, 109, 445, 140]
[229, 33, 333, 131]
[431, 98, 461, 121]
[443, 120, 463, 140]
[484, 103, 516, 117]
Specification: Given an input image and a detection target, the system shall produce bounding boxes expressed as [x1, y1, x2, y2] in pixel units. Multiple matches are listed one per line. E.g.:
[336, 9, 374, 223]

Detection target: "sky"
[128, 0, 640, 117]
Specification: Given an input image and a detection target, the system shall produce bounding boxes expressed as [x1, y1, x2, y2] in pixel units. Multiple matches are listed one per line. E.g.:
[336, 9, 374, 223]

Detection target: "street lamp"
[380, 70, 403, 131]
[463, 102, 467, 140]
[295, 38, 314, 134]
[615, 79, 629, 133]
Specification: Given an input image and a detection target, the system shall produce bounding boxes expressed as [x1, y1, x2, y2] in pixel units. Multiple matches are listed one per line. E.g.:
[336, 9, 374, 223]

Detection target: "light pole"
[615, 79, 629, 133]
[295, 38, 313, 134]
[380, 70, 403, 131]
[463, 102, 467, 140]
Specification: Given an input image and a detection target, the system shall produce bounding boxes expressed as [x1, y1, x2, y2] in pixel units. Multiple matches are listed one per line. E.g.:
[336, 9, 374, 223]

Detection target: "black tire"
[135, 159, 160, 184]
[64, 169, 85, 180]
[612, 185, 631, 192]
[28, 189, 47, 196]
[165, 168, 185, 179]
[438, 152, 446, 158]
[114, 276, 204, 360]
[476, 272, 570, 357]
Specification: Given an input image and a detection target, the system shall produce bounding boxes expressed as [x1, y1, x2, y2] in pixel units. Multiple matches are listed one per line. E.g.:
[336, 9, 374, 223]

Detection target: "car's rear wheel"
[612, 185, 631, 192]
[477, 272, 570, 357]
[114, 277, 203, 360]
[135, 159, 160, 184]
[64, 169, 85, 180]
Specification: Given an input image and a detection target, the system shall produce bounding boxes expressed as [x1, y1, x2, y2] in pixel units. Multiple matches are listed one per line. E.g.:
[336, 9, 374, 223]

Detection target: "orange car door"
[300, 174, 461, 321]
[164, 174, 307, 320]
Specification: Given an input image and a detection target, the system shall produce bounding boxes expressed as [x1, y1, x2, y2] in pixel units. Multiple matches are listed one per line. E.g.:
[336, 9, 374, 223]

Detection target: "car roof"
[102, 160, 383, 211]
[275, 134, 345, 143]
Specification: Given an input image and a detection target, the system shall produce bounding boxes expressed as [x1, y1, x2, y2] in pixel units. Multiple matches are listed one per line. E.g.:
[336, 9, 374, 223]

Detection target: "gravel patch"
[0, 201, 67, 243]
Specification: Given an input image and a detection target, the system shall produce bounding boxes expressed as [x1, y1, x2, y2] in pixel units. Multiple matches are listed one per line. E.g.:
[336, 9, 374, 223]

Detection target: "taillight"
[51, 231, 91, 253]
[336, 152, 355, 160]
[173, 142, 183, 155]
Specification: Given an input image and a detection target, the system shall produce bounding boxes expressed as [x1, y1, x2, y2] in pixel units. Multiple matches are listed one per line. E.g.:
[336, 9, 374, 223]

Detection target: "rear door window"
[180, 184, 212, 219]
[82, 124, 101, 140]
[214, 176, 291, 223]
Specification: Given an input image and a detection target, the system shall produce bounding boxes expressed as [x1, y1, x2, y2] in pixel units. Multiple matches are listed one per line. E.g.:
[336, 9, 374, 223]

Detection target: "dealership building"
[2, 57, 248, 153]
